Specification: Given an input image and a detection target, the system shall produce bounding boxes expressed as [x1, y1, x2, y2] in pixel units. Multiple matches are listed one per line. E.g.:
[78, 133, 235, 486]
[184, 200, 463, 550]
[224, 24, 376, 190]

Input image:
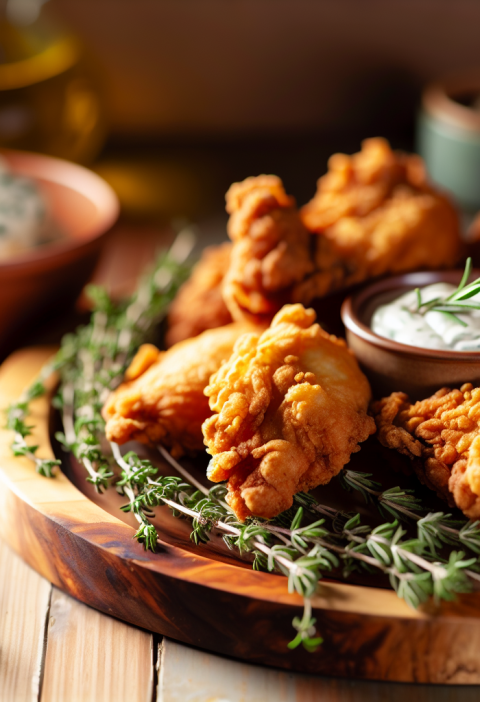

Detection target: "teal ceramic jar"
[417, 72, 480, 213]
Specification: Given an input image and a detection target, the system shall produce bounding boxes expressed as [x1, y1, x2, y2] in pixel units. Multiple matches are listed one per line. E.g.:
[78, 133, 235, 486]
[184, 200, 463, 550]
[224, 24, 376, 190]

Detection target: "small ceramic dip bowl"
[341, 270, 480, 401]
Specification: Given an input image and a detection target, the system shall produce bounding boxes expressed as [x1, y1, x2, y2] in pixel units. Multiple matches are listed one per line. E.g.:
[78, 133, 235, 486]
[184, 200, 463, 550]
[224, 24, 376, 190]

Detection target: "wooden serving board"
[2, 348, 480, 684]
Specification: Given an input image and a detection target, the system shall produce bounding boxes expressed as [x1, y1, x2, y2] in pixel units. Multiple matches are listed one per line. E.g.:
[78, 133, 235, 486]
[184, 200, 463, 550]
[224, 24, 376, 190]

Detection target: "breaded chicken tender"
[202, 304, 375, 520]
[223, 175, 314, 323]
[221, 140, 461, 323]
[372, 385, 480, 519]
[300, 137, 461, 288]
[166, 242, 233, 346]
[102, 323, 252, 457]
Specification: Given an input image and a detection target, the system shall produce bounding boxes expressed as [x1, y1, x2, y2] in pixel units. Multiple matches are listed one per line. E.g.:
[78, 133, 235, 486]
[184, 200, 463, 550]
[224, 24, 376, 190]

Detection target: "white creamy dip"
[371, 282, 480, 351]
[0, 157, 48, 259]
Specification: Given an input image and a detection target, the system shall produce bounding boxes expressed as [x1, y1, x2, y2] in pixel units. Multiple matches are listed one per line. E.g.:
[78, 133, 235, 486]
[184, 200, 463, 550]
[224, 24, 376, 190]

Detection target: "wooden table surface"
[1, 536, 480, 702]
[2, 222, 480, 701]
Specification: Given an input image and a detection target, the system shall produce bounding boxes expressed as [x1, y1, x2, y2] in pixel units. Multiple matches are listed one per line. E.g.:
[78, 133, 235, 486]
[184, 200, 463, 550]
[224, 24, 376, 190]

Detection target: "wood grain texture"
[2, 348, 480, 682]
[158, 638, 296, 702]
[158, 638, 480, 702]
[41, 587, 153, 702]
[0, 539, 52, 702]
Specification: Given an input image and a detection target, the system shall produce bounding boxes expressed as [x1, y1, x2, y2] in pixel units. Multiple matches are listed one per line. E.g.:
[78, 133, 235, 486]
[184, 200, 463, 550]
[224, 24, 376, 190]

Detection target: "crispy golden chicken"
[202, 304, 375, 521]
[300, 137, 461, 288]
[222, 175, 314, 324]
[102, 322, 252, 457]
[221, 139, 462, 324]
[372, 385, 480, 519]
[166, 242, 233, 346]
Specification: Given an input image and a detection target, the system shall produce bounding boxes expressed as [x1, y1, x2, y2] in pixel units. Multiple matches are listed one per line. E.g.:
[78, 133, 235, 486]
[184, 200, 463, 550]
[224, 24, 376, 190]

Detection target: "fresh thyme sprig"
[338, 469, 480, 559]
[7, 369, 61, 477]
[113, 444, 477, 615]
[54, 230, 194, 490]
[413, 257, 480, 326]
[113, 444, 327, 651]
[9, 229, 195, 488]
[108, 438, 480, 650]
[339, 469, 425, 520]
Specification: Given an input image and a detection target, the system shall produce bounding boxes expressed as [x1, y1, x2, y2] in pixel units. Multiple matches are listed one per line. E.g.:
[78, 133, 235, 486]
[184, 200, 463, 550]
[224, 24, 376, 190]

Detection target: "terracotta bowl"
[0, 149, 119, 350]
[341, 270, 480, 402]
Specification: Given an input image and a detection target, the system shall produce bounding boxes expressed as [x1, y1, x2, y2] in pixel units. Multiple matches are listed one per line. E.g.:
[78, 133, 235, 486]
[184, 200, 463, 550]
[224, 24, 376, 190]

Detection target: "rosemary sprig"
[413, 257, 480, 325]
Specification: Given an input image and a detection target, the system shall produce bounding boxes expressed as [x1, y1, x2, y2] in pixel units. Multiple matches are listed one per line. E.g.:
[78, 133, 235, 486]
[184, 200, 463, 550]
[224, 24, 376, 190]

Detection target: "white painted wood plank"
[41, 587, 154, 702]
[158, 638, 296, 702]
[158, 638, 480, 702]
[0, 539, 52, 702]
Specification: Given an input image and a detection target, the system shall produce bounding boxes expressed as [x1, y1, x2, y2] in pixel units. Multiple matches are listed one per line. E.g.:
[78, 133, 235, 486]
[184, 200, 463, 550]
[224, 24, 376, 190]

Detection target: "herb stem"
[413, 258, 480, 320]
[157, 445, 209, 496]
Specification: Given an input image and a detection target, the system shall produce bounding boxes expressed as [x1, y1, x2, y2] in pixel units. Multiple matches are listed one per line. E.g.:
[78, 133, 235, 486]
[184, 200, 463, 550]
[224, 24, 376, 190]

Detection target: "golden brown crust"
[102, 323, 252, 457]
[166, 242, 233, 347]
[218, 140, 461, 325]
[372, 384, 480, 518]
[299, 138, 461, 292]
[222, 176, 314, 324]
[202, 304, 375, 520]
[165, 139, 461, 344]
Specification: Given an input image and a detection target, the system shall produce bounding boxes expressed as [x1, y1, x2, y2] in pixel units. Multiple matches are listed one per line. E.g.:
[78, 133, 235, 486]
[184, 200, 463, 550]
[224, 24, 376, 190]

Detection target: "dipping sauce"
[371, 282, 480, 351]
[0, 156, 49, 259]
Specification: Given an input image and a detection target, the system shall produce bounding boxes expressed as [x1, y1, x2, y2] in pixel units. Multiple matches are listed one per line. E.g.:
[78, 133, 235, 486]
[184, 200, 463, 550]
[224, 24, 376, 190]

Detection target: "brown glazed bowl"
[0, 150, 119, 350]
[341, 270, 480, 402]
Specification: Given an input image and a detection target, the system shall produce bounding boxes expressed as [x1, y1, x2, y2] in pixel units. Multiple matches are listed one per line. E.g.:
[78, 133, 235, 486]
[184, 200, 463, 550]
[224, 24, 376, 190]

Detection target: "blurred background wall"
[49, 0, 480, 139]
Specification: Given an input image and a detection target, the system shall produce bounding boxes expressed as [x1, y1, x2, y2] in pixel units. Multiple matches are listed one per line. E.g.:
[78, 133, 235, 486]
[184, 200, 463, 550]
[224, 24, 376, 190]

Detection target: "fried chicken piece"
[372, 385, 480, 519]
[222, 175, 315, 324]
[202, 304, 375, 520]
[299, 137, 461, 291]
[166, 242, 233, 347]
[221, 141, 461, 323]
[102, 322, 252, 457]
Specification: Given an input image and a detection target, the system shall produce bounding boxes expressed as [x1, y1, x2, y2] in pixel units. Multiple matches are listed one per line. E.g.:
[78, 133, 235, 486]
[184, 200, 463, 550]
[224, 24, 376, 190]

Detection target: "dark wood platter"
[2, 347, 480, 684]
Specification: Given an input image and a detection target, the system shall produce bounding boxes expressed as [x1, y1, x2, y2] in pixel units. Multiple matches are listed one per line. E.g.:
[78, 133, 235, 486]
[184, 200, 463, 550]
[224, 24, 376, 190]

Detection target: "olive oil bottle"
[0, 6, 106, 163]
